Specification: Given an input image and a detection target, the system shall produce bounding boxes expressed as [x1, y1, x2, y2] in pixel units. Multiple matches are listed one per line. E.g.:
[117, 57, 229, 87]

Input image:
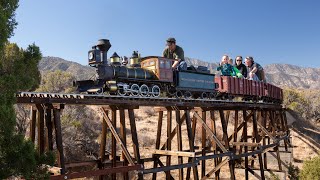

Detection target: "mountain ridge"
[39, 56, 320, 89]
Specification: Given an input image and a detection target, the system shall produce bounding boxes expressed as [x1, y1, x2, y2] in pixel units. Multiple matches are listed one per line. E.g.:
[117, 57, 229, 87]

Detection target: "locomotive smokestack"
[96, 39, 111, 64]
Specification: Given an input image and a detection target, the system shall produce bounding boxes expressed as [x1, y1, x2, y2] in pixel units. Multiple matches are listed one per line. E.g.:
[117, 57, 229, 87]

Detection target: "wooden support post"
[45, 107, 53, 151]
[243, 110, 249, 180]
[100, 111, 107, 156]
[120, 109, 129, 180]
[210, 111, 220, 180]
[279, 110, 288, 151]
[219, 110, 235, 180]
[176, 110, 183, 180]
[111, 108, 117, 180]
[166, 109, 172, 179]
[99, 109, 108, 180]
[201, 110, 206, 178]
[185, 110, 199, 180]
[128, 109, 143, 180]
[152, 111, 163, 180]
[53, 108, 65, 174]
[225, 110, 230, 125]
[30, 106, 36, 143]
[187, 110, 198, 179]
[262, 110, 268, 169]
[252, 110, 265, 179]
[36, 104, 45, 154]
[233, 110, 239, 143]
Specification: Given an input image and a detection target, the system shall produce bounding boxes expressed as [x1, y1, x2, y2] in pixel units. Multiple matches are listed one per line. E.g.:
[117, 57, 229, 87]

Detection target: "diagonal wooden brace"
[101, 108, 135, 165]
[192, 111, 228, 153]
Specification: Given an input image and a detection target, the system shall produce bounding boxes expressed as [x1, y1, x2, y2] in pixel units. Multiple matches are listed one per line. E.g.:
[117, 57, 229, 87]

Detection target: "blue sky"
[10, 0, 320, 67]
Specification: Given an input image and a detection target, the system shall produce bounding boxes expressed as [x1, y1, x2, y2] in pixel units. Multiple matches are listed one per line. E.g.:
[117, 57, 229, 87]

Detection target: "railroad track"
[16, 92, 282, 109]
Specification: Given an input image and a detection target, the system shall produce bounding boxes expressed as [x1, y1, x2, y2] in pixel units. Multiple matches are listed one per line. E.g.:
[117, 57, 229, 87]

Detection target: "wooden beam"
[101, 108, 135, 165]
[36, 104, 45, 154]
[111, 107, 117, 180]
[29, 106, 36, 143]
[99, 109, 107, 170]
[45, 107, 53, 151]
[176, 110, 183, 180]
[201, 110, 206, 178]
[202, 157, 229, 180]
[51, 165, 143, 180]
[53, 108, 65, 174]
[243, 110, 249, 180]
[152, 111, 163, 180]
[128, 109, 143, 180]
[230, 142, 261, 147]
[153, 150, 195, 157]
[166, 109, 172, 179]
[252, 110, 265, 179]
[192, 111, 227, 153]
[219, 110, 235, 180]
[119, 108, 129, 180]
[185, 110, 199, 180]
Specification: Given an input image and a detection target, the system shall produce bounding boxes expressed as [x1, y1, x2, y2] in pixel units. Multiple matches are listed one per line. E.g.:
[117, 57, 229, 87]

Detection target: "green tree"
[37, 70, 76, 93]
[0, 1, 53, 178]
[0, 0, 18, 52]
[0, 42, 54, 179]
[300, 155, 320, 180]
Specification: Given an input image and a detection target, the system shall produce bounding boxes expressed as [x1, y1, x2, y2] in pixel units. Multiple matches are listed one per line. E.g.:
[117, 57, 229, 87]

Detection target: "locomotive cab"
[140, 56, 175, 82]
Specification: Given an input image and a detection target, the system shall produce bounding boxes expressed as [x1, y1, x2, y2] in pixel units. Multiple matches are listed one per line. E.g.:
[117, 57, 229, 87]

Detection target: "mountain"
[264, 64, 320, 89]
[38, 56, 320, 89]
[39, 56, 95, 80]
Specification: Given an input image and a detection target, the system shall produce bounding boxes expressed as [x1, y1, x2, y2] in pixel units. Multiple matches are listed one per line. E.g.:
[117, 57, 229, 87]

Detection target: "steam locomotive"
[75, 39, 283, 103]
[75, 39, 218, 99]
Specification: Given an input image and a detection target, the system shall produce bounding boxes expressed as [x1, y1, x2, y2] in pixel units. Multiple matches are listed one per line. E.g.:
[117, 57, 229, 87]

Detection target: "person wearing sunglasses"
[217, 55, 243, 78]
[162, 37, 187, 71]
[235, 56, 247, 78]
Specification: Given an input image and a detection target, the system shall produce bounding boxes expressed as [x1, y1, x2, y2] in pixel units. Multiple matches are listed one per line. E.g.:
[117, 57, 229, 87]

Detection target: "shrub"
[300, 155, 320, 180]
[288, 162, 299, 180]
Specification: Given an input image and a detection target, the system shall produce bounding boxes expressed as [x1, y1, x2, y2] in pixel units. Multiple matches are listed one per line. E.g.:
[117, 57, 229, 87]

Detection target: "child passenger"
[217, 55, 243, 78]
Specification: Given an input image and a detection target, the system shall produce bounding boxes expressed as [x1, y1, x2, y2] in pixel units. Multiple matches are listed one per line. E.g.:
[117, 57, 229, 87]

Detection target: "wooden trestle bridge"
[16, 92, 291, 180]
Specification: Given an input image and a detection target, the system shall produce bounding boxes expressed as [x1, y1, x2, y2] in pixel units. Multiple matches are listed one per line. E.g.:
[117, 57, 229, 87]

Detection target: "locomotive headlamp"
[88, 51, 94, 60]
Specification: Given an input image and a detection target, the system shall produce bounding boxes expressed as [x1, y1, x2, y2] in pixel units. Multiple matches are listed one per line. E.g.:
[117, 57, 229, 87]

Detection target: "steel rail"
[16, 92, 282, 109]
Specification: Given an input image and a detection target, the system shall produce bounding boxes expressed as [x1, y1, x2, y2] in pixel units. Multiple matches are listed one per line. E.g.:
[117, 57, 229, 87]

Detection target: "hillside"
[39, 56, 95, 80]
[39, 56, 320, 89]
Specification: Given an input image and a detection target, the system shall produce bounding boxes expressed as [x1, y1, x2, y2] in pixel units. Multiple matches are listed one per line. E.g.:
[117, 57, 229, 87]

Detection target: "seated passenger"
[217, 55, 243, 78]
[245, 56, 266, 82]
[162, 37, 187, 71]
[235, 56, 247, 78]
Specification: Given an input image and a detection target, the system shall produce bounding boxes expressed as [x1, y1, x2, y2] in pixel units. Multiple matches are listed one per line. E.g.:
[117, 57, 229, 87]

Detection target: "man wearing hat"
[162, 37, 187, 71]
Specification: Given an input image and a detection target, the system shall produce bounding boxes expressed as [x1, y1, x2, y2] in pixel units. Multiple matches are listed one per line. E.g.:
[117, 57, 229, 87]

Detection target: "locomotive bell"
[110, 52, 121, 65]
[130, 51, 140, 66]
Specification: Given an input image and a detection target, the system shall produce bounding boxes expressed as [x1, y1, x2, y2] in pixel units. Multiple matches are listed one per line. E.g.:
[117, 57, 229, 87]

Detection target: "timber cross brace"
[17, 96, 291, 180]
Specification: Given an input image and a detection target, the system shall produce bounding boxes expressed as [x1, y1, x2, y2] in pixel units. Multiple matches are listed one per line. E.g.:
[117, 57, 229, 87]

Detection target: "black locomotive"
[75, 39, 219, 98]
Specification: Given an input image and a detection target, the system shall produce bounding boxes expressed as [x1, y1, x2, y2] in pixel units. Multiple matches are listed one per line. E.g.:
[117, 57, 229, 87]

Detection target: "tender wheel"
[201, 92, 208, 99]
[176, 90, 183, 98]
[151, 85, 161, 97]
[130, 84, 140, 96]
[184, 91, 192, 99]
[139, 84, 149, 97]
[166, 86, 176, 97]
[209, 92, 216, 99]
